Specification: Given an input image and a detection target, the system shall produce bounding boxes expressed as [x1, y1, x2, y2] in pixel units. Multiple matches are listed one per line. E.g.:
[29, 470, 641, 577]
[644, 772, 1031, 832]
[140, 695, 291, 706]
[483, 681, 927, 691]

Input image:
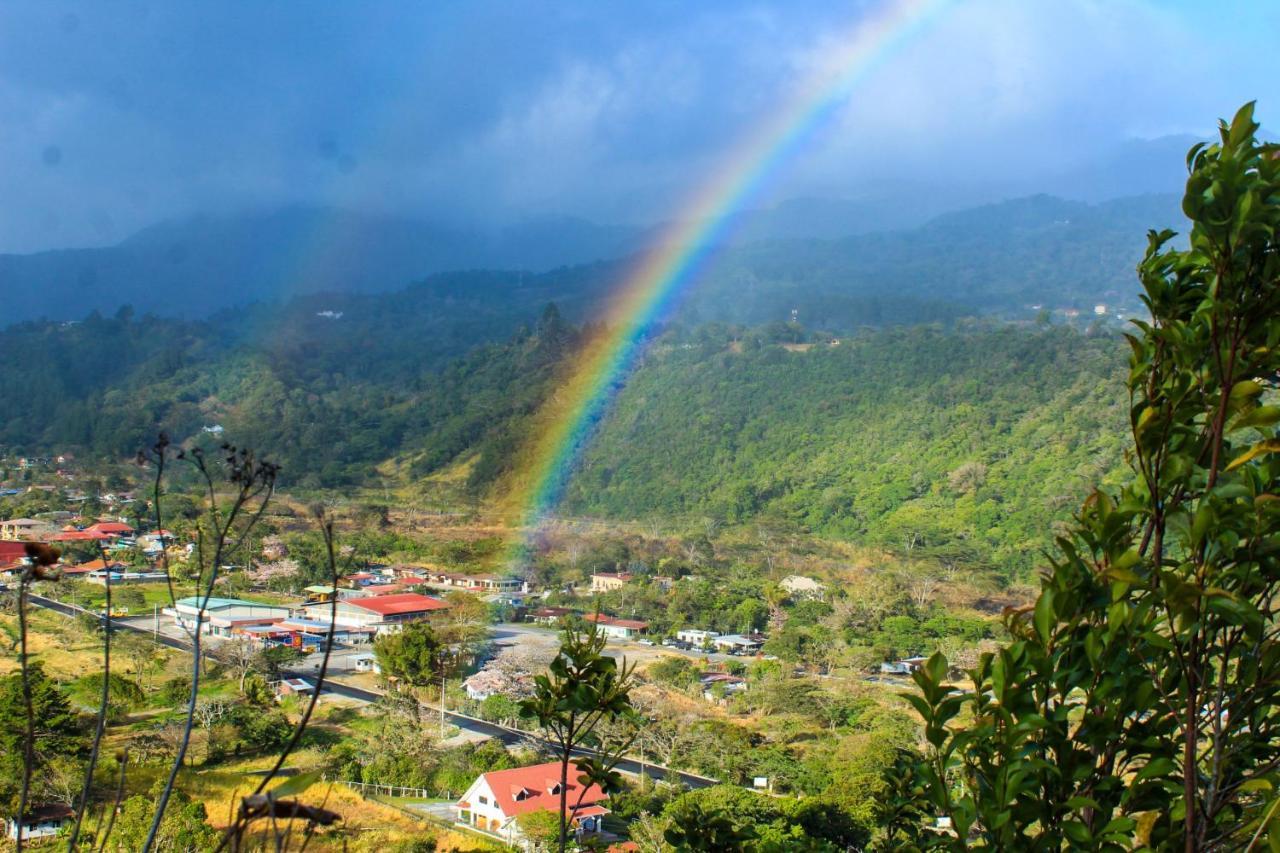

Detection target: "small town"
[1, 451, 955, 850]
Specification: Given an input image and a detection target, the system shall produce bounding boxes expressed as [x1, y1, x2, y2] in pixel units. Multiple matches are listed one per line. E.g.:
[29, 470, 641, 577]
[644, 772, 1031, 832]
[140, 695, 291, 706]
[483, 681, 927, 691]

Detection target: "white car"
[637, 639, 656, 646]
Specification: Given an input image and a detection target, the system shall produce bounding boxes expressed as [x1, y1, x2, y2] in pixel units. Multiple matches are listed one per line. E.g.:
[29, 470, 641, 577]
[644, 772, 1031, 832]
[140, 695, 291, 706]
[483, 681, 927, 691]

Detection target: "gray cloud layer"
[2, 0, 1277, 252]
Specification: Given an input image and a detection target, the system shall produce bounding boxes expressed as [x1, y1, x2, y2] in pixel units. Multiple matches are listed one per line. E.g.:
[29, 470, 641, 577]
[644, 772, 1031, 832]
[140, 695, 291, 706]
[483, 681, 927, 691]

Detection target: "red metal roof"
[585, 614, 648, 630]
[345, 593, 449, 616]
[361, 583, 407, 596]
[84, 522, 134, 536]
[465, 761, 608, 819]
[0, 540, 26, 561]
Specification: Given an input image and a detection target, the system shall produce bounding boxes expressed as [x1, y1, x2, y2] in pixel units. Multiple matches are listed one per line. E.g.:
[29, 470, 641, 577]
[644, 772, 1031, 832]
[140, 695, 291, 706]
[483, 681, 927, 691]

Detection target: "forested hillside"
[564, 325, 1128, 575]
[0, 299, 1127, 575]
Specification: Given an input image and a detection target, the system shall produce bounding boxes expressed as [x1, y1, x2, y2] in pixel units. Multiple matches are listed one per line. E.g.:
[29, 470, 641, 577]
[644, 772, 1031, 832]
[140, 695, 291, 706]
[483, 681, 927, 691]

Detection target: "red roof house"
[454, 761, 609, 844]
[328, 593, 450, 632]
[84, 522, 134, 537]
[0, 541, 26, 563]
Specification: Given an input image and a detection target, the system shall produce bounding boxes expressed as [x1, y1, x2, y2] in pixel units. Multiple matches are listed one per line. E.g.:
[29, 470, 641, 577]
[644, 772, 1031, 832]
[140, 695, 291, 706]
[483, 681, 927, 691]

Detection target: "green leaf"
[269, 770, 321, 799]
[1227, 439, 1280, 471]
[1034, 589, 1055, 645]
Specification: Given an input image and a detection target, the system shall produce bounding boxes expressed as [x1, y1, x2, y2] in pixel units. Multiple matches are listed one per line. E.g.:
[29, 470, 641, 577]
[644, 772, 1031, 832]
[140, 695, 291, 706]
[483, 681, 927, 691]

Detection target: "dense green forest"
[564, 324, 1128, 574]
[0, 297, 1127, 575]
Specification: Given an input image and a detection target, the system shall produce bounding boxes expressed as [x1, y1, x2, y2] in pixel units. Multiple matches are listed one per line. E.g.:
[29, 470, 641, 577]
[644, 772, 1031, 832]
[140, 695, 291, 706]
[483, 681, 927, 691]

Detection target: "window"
[478, 796, 488, 805]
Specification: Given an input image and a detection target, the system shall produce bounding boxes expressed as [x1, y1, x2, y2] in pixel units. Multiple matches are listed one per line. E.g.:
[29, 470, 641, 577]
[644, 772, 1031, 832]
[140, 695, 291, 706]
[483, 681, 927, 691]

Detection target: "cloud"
[0, 0, 1276, 251]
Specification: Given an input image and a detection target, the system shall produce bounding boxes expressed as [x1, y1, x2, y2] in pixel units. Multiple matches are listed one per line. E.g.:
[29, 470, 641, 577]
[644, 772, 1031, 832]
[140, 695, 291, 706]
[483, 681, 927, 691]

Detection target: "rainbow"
[503, 0, 952, 562]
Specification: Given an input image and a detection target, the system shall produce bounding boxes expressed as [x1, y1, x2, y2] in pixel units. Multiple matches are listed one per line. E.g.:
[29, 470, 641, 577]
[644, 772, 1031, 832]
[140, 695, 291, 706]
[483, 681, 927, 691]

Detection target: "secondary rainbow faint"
[502, 0, 951, 566]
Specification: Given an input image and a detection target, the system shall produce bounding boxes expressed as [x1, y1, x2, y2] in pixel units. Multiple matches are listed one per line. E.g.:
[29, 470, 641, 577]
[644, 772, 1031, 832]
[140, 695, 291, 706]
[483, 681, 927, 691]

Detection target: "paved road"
[492, 622, 740, 665]
[25, 594, 718, 791]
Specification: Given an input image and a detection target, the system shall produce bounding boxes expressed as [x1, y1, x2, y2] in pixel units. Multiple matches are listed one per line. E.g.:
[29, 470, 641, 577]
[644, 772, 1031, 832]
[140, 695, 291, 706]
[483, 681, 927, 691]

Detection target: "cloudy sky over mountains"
[2, 0, 1277, 252]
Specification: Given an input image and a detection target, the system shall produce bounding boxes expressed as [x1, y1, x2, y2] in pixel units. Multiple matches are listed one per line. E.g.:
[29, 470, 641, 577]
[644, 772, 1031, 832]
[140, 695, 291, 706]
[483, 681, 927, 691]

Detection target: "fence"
[322, 776, 432, 800]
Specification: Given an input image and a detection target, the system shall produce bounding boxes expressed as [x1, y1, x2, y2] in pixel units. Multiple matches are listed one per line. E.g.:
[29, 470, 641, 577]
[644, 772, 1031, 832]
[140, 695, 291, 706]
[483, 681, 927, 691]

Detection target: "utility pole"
[154, 602, 159, 637]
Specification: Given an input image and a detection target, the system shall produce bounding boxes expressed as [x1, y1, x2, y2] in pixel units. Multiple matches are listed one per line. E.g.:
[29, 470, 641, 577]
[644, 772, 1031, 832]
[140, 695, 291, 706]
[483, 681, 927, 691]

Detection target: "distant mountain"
[0, 207, 648, 323]
[674, 192, 1185, 328]
[0, 188, 1184, 333]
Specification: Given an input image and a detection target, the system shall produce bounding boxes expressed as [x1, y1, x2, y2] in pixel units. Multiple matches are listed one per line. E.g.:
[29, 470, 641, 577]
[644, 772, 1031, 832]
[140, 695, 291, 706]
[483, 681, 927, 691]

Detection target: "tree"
[110, 785, 218, 851]
[0, 663, 82, 812]
[115, 630, 161, 686]
[254, 644, 304, 682]
[515, 809, 562, 851]
[374, 622, 442, 686]
[218, 636, 259, 692]
[891, 105, 1280, 850]
[519, 619, 638, 853]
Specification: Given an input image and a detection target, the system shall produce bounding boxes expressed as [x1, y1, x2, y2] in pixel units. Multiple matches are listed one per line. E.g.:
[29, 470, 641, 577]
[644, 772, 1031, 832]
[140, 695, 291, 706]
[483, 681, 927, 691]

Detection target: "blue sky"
[2, 0, 1277, 252]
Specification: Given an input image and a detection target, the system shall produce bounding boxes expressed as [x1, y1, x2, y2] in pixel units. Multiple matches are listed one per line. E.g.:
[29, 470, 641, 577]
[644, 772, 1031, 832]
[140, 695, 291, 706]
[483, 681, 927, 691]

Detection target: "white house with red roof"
[313, 592, 450, 635]
[584, 613, 648, 640]
[454, 760, 609, 847]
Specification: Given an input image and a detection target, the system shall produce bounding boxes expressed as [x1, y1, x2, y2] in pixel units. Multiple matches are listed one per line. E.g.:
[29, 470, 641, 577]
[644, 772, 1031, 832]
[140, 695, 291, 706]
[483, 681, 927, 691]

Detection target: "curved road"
[26, 593, 717, 790]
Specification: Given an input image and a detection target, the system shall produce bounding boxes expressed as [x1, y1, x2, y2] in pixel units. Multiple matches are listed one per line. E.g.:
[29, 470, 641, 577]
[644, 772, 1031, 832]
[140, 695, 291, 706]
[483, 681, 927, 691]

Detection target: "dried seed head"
[24, 542, 61, 567]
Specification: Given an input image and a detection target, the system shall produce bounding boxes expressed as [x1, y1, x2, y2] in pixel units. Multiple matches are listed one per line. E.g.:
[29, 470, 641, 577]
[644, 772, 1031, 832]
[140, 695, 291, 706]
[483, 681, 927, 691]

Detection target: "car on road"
[637, 639, 655, 646]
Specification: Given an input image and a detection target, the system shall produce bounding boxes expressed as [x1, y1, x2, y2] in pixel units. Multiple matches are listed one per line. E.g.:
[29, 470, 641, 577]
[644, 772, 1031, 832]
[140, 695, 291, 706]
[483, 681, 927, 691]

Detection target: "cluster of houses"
[167, 590, 452, 650]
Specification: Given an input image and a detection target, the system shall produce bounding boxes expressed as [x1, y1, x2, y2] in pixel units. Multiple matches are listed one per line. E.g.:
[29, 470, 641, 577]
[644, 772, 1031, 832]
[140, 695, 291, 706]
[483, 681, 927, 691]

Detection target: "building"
[879, 656, 929, 676]
[700, 672, 749, 701]
[454, 761, 609, 846]
[584, 613, 648, 640]
[0, 518, 51, 540]
[166, 597, 292, 637]
[305, 593, 450, 635]
[6, 804, 75, 841]
[528, 606, 573, 625]
[677, 629, 720, 647]
[84, 521, 135, 538]
[0, 540, 27, 564]
[712, 634, 765, 655]
[590, 572, 633, 593]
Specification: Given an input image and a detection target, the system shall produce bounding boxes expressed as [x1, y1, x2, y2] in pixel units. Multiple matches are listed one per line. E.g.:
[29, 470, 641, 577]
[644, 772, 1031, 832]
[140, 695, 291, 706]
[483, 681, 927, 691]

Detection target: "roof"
[17, 803, 75, 823]
[74, 558, 127, 571]
[361, 583, 407, 595]
[174, 596, 286, 611]
[304, 584, 338, 593]
[50, 530, 109, 542]
[585, 614, 648, 630]
[465, 761, 608, 819]
[344, 593, 449, 616]
[0, 541, 26, 560]
[85, 522, 134, 535]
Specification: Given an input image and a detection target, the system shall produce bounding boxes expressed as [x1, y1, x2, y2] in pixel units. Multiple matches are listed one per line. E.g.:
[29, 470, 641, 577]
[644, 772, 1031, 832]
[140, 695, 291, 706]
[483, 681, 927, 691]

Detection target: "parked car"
[637, 639, 655, 646]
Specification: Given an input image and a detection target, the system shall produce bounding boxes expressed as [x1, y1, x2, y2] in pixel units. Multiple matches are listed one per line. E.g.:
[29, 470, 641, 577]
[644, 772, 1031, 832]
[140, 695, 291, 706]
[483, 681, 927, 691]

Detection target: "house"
[303, 593, 450, 635]
[275, 677, 315, 698]
[590, 572, 632, 593]
[454, 761, 609, 846]
[360, 583, 410, 597]
[528, 606, 573, 625]
[677, 629, 720, 647]
[584, 613, 648, 640]
[349, 652, 380, 673]
[50, 528, 112, 543]
[6, 803, 75, 841]
[304, 584, 339, 602]
[0, 518, 52, 540]
[651, 576, 675, 591]
[0, 540, 27, 564]
[700, 672, 749, 701]
[83, 521, 135, 538]
[166, 597, 292, 637]
[712, 634, 765, 655]
[879, 656, 928, 676]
